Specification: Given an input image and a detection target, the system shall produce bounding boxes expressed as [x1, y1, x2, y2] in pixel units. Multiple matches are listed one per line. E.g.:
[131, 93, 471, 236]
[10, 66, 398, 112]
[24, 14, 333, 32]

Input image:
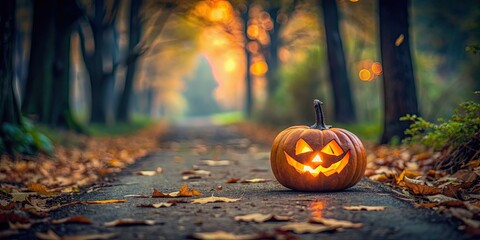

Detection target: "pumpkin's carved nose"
[312, 154, 322, 163]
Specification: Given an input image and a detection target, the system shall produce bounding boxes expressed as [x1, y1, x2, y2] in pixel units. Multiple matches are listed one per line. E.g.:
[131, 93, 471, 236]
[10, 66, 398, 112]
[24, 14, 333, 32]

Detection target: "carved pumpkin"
[270, 100, 366, 191]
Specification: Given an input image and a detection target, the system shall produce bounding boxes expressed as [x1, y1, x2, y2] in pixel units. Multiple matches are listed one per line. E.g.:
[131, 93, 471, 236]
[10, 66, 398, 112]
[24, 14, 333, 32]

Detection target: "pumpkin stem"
[311, 99, 329, 130]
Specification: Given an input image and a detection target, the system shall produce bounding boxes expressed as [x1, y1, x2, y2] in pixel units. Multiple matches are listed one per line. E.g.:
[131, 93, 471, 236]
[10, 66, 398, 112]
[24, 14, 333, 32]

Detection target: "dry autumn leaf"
[309, 217, 363, 228]
[137, 202, 174, 208]
[8, 222, 32, 230]
[182, 170, 211, 175]
[133, 167, 163, 176]
[27, 183, 59, 196]
[182, 175, 202, 180]
[51, 215, 93, 224]
[104, 218, 156, 227]
[225, 178, 240, 183]
[279, 222, 336, 234]
[152, 184, 201, 198]
[36, 229, 117, 240]
[240, 178, 269, 183]
[234, 213, 292, 223]
[192, 231, 258, 240]
[404, 181, 442, 195]
[342, 206, 386, 211]
[70, 199, 126, 205]
[192, 196, 240, 204]
[201, 160, 231, 166]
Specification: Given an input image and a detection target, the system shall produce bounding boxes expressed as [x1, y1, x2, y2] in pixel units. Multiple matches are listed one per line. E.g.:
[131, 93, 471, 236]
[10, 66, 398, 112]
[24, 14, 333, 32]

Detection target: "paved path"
[17, 124, 472, 239]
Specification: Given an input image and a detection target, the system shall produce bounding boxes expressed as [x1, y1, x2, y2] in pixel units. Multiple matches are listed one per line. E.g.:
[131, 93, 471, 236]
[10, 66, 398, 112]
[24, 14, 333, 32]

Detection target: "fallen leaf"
[404, 181, 442, 195]
[27, 183, 59, 196]
[36, 230, 117, 240]
[240, 178, 269, 183]
[124, 194, 150, 198]
[234, 213, 292, 223]
[342, 206, 386, 211]
[52, 216, 93, 224]
[279, 222, 335, 234]
[36, 229, 61, 240]
[192, 231, 258, 240]
[104, 218, 156, 227]
[137, 202, 174, 208]
[427, 194, 458, 203]
[133, 167, 163, 176]
[369, 174, 389, 182]
[70, 199, 126, 205]
[182, 175, 202, 180]
[309, 217, 363, 228]
[182, 170, 211, 175]
[8, 221, 32, 230]
[192, 196, 240, 204]
[10, 191, 34, 202]
[225, 178, 240, 183]
[201, 160, 231, 166]
[152, 184, 201, 198]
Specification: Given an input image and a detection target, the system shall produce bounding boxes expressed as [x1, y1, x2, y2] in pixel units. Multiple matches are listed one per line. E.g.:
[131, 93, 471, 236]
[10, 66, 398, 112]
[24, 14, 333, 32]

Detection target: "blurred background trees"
[1, 0, 479, 155]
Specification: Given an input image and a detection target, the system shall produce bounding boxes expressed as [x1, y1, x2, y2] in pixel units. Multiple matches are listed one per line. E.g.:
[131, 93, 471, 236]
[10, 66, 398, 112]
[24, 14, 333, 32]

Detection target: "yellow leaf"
[309, 217, 363, 228]
[279, 222, 335, 234]
[27, 183, 59, 196]
[192, 231, 258, 240]
[152, 184, 201, 198]
[192, 196, 240, 204]
[201, 160, 231, 166]
[240, 178, 269, 183]
[70, 199, 126, 205]
[342, 206, 386, 211]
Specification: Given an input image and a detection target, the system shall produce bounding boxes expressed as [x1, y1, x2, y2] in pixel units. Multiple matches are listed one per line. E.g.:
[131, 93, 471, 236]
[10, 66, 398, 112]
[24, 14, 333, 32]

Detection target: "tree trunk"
[265, 5, 280, 96]
[116, 0, 143, 122]
[242, 0, 253, 117]
[22, 0, 56, 123]
[320, 0, 356, 123]
[50, 0, 83, 131]
[379, 0, 419, 144]
[0, 0, 22, 155]
[79, 0, 120, 124]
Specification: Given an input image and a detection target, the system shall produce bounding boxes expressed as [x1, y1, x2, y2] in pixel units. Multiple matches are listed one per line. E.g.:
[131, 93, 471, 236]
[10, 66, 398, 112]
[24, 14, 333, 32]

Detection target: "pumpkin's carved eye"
[320, 140, 343, 156]
[295, 138, 313, 155]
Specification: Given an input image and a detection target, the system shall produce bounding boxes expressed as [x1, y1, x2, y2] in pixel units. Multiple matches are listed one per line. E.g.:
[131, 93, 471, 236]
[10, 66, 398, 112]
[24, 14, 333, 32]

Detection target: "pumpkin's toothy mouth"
[284, 151, 350, 177]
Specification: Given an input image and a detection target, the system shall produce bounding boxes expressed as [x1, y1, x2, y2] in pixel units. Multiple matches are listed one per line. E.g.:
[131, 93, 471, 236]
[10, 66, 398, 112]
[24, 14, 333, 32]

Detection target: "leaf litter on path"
[192, 196, 240, 204]
[152, 184, 201, 198]
[234, 213, 293, 223]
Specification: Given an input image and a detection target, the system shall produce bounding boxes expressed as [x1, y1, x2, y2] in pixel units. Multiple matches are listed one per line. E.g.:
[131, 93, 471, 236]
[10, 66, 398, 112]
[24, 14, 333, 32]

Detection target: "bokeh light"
[371, 62, 383, 75]
[359, 69, 372, 81]
[250, 61, 268, 76]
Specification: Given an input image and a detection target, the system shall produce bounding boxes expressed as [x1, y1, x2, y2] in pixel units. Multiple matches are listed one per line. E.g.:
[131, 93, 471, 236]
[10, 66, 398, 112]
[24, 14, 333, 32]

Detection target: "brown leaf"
[137, 202, 174, 208]
[309, 217, 363, 228]
[426, 194, 458, 203]
[181, 170, 210, 175]
[192, 231, 258, 240]
[234, 213, 292, 223]
[192, 196, 240, 204]
[279, 222, 336, 234]
[0, 211, 31, 224]
[225, 178, 240, 183]
[104, 218, 156, 227]
[404, 181, 442, 195]
[51, 216, 93, 224]
[36, 229, 61, 240]
[342, 206, 386, 211]
[182, 175, 202, 180]
[27, 183, 59, 196]
[152, 184, 201, 198]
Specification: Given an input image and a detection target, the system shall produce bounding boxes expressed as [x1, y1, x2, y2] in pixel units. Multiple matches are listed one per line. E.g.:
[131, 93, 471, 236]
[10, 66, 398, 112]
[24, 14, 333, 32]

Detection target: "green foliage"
[401, 100, 480, 150]
[0, 118, 53, 155]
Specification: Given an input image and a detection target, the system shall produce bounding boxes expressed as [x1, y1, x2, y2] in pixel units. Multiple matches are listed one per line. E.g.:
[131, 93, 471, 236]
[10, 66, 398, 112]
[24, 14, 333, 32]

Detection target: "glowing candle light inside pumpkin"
[312, 154, 322, 163]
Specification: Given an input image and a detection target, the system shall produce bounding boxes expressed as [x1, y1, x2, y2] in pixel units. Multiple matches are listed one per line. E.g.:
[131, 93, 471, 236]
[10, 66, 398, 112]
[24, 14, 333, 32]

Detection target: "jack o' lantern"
[270, 100, 366, 191]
